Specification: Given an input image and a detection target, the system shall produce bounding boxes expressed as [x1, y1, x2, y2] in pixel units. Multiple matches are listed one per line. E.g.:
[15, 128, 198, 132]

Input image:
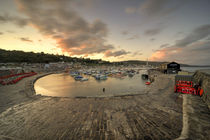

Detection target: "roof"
[168, 61, 179, 64]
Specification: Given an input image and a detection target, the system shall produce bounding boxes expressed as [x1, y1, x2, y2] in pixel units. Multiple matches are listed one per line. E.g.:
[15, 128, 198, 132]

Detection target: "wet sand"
[0, 73, 188, 139]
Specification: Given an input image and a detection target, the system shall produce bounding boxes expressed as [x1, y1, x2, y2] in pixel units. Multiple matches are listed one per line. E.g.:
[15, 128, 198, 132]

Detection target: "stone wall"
[193, 70, 210, 108]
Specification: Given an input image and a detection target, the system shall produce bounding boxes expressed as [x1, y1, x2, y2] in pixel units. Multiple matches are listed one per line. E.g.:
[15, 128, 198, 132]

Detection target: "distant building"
[159, 62, 168, 71]
[44, 64, 50, 69]
[159, 62, 181, 74]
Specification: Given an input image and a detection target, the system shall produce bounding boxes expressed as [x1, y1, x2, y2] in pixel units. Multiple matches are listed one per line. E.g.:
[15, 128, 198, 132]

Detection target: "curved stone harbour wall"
[193, 70, 210, 108]
[31, 72, 54, 95]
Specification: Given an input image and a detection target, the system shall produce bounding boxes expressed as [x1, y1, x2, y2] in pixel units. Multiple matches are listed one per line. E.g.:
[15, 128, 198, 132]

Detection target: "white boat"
[81, 78, 89, 81]
[70, 72, 78, 77]
[95, 74, 107, 80]
[128, 73, 135, 77]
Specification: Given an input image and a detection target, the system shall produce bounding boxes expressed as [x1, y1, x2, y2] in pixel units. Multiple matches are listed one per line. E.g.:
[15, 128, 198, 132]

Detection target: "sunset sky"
[0, 0, 210, 64]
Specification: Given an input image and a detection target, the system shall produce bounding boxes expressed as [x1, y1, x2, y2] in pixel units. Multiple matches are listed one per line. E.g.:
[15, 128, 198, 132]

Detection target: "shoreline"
[31, 72, 55, 96]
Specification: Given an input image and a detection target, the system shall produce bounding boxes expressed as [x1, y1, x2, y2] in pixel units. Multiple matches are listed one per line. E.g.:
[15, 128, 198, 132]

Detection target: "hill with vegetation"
[0, 49, 109, 64]
[1, 49, 208, 67]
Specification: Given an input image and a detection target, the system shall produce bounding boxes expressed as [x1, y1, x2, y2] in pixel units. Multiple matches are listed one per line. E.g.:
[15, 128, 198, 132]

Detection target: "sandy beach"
[0, 72, 209, 140]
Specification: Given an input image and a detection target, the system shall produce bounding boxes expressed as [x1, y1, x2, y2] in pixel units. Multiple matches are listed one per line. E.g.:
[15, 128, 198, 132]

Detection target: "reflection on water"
[34, 72, 147, 97]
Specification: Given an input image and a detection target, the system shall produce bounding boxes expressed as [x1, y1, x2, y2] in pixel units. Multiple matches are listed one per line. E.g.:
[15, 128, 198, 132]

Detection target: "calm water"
[181, 67, 210, 72]
[34, 72, 147, 97]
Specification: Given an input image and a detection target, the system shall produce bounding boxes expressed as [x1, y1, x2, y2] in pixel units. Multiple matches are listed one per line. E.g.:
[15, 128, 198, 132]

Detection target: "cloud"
[132, 51, 142, 56]
[175, 24, 210, 47]
[160, 43, 169, 48]
[144, 28, 162, 36]
[0, 14, 10, 22]
[125, 7, 137, 14]
[150, 38, 156, 41]
[150, 24, 210, 65]
[125, 0, 186, 20]
[139, 0, 185, 18]
[7, 30, 15, 33]
[14, 0, 124, 57]
[105, 49, 130, 57]
[190, 41, 210, 51]
[121, 30, 139, 40]
[121, 31, 129, 35]
[20, 37, 33, 42]
[127, 34, 139, 40]
[139, 0, 169, 17]
[0, 13, 28, 27]
[150, 41, 210, 65]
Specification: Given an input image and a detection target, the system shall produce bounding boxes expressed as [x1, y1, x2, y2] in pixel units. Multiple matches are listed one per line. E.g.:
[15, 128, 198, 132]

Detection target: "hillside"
[1, 49, 208, 67]
[0, 49, 108, 64]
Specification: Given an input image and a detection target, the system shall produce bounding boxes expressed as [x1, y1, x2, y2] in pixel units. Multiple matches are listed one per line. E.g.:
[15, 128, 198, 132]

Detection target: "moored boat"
[81, 77, 89, 81]
[74, 75, 83, 80]
[95, 74, 107, 80]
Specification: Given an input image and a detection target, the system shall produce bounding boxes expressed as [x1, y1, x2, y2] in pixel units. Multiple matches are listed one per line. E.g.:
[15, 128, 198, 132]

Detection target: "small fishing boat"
[128, 73, 134, 77]
[70, 72, 78, 77]
[95, 74, 107, 80]
[74, 75, 83, 80]
[100, 75, 107, 80]
[145, 81, 151, 85]
[81, 77, 89, 81]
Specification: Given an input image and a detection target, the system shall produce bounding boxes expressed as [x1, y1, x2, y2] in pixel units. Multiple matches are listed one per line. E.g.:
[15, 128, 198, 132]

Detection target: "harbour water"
[34, 71, 147, 97]
[181, 66, 210, 72]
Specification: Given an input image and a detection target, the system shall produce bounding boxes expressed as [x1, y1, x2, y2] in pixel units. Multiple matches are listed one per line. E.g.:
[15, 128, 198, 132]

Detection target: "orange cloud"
[150, 50, 166, 61]
[150, 47, 183, 62]
[14, 0, 130, 59]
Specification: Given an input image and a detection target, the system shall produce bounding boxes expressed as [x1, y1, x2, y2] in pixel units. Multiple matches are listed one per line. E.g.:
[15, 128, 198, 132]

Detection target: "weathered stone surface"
[193, 70, 210, 108]
[1, 73, 209, 140]
[176, 95, 210, 140]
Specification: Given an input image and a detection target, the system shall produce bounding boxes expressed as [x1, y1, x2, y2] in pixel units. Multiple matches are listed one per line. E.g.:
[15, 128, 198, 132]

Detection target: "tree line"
[0, 49, 110, 64]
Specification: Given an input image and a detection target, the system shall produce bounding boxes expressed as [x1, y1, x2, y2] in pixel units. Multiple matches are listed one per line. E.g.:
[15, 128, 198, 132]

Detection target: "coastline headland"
[0, 70, 209, 139]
